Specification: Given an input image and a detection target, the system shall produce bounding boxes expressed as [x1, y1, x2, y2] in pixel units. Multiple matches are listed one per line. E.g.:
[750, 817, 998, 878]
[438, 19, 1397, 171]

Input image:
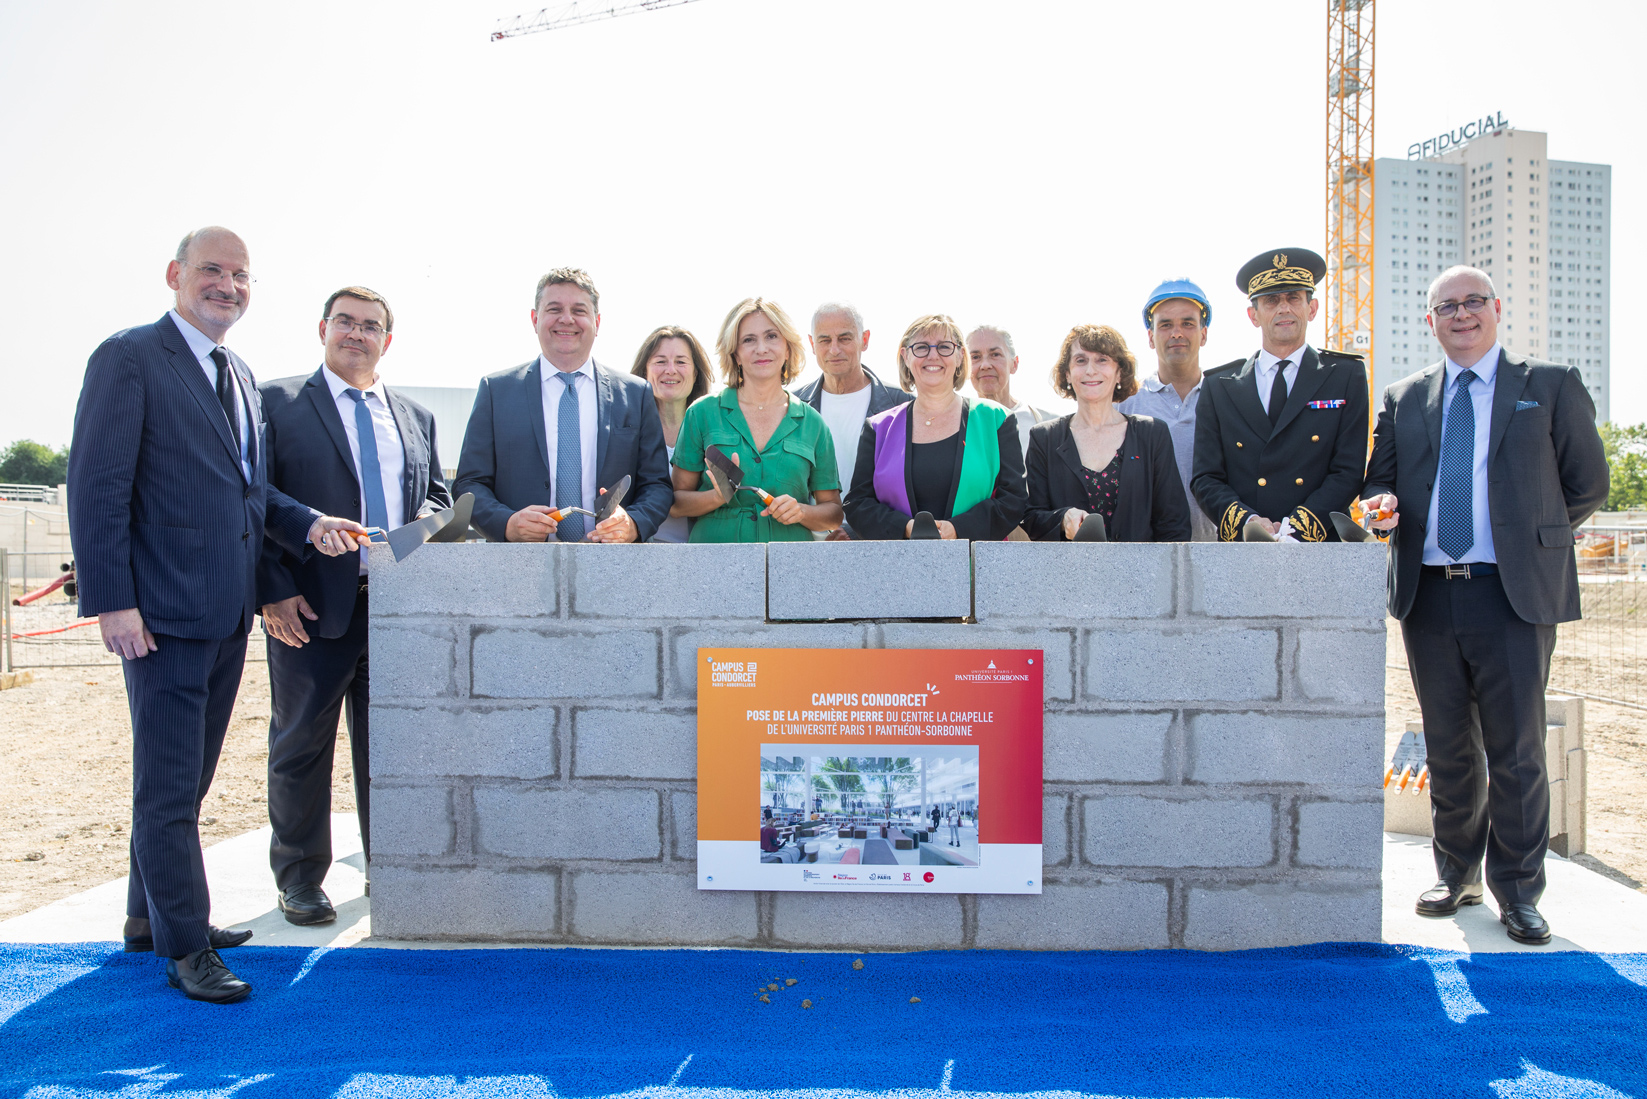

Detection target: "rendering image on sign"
[697, 648, 1042, 894]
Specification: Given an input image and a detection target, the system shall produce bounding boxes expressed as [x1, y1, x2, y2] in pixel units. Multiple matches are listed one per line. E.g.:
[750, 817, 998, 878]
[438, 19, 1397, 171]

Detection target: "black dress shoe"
[166, 948, 251, 1004]
[1500, 903, 1552, 945]
[123, 917, 253, 953]
[1415, 880, 1485, 917]
[279, 882, 337, 926]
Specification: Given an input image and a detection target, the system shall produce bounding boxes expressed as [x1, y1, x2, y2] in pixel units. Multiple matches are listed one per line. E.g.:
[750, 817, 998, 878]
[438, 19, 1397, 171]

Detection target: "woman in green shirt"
[672, 297, 843, 542]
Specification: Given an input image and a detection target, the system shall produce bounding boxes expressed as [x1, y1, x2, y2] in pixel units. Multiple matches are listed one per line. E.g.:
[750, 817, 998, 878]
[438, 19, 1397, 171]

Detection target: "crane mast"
[1325, 0, 1375, 437]
[492, 0, 705, 40]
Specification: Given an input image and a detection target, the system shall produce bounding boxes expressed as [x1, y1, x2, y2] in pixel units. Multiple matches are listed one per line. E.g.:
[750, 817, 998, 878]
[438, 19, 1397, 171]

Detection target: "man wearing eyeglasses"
[67, 227, 366, 1004]
[1192, 248, 1369, 541]
[256, 286, 451, 928]
[1360, 265, 1607, 946]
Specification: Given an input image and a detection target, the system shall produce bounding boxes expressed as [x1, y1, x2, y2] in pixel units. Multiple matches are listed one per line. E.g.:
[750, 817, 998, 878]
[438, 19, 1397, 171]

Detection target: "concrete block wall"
[369, 539, 1386, 950]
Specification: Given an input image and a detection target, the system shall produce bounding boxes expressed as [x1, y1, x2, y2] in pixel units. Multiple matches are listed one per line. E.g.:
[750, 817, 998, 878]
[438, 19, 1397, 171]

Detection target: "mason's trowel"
[1073, 513, 1108, 542]
[359, 492, 475, 562]
[909, 511, 941, 539]
[705, 444, 775, 506]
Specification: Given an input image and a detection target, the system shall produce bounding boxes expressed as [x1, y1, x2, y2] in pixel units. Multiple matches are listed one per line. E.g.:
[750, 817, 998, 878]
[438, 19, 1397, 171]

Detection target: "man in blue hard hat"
[1119, 280, 1216, 540]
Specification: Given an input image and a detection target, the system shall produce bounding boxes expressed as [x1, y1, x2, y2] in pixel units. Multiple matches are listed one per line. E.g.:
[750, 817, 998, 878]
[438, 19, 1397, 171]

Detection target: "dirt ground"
[1, 619, 1642, 923]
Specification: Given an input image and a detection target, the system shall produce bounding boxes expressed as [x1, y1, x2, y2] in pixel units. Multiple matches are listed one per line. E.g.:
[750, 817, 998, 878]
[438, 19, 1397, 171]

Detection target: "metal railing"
[1550, 524, 1647, 709]
[0, 483, 59, 503]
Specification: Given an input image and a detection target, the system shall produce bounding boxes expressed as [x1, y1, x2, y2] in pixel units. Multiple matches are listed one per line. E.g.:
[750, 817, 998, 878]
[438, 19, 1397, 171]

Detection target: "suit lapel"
[593, 360, 614, 483]
[1487, 349, 1527, 464]
[1422, 361, 1447, 464]
[305, 369, 358, 482]
[1225, 353, 1272, 439]
[1054, 419, 1086, 484]
[228, 351, 260, 478]
[525, 359, 552, 476]
[159, 315, 243, 474]
[385, 387, 422, 519]
[1270, 348, 1328, 437]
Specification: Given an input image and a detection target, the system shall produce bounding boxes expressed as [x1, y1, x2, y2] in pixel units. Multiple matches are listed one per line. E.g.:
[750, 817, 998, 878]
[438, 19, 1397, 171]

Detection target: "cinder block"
[973, 542, 1174, 621]
[472, 627, 659, 699]
[1295, 799, 1383, 869]
[1293, 629, 1385, 705]
[1043, 794, 1069, 866]
[572, 543, 765, 620]
[879, 624, 1075, 702]
[669, 624, 868, 696]
[371, 785, 455, 857]
[372, 705, 558, 779]
[769, 540, 972, 620]
[369, 542, 558, 618]
[1083, 795, 1274, 868]
[370, 623, 459, 699]
[569, 871, 758, 944]
[371, 866, 558, 940]
[473, 786, 661, 861]
[1086, 628, 1277, 703]
[670, 791, 697, 860]
[1045, 712, 1171, 783]
[574, 707, 695, 780]
[1184, 882, 1382, 949]
[1188, 712, 1381, 787]
[1186, 542, 1386, 619]
[975, 881, 1170, 950]
[771, 891, 964, 948]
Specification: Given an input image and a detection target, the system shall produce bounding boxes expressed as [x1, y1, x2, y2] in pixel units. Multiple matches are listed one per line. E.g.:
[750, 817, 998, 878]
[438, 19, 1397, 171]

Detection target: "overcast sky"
[1, 0, 1640, 450]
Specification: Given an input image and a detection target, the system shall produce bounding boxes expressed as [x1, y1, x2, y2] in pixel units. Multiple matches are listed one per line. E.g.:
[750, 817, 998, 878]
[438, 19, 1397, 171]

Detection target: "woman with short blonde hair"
[843, 314, 1027, 540]
[671, 298, 843, 542]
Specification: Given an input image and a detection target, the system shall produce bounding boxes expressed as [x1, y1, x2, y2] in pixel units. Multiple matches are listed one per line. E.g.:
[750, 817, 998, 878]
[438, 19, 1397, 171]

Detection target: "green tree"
[1600, 422, 1647, 512]
[0, 440, 69, 485]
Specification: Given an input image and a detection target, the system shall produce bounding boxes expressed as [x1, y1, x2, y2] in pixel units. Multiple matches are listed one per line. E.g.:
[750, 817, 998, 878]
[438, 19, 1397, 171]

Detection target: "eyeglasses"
[906, 341, 959, 358]
[185, 262, 255, 288]
[328, 317, 388, 338]
[1432, 295, 1492, 318]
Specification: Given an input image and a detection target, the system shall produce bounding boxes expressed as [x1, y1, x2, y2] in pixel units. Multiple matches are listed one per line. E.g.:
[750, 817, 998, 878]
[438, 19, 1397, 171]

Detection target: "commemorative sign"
[696, 648, 1043, 894]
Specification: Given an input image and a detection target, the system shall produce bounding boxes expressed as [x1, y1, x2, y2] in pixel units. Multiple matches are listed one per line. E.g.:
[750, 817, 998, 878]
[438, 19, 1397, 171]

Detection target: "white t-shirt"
[818, 385, 874, 494]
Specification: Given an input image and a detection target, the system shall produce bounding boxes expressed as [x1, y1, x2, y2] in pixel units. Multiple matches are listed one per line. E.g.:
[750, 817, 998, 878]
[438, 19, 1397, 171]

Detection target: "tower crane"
[1325, 0, 1375, 439]
[491, 0, 706, 40]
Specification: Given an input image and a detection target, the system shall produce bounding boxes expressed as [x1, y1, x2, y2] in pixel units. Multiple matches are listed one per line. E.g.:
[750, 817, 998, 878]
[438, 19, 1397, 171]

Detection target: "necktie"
[554, 372, 585, 542]
[345, 388, 390, 532]
[1267, 360, 1291, 429]
[1435, 368, 1477, 561]
[210, 348, 244, 459]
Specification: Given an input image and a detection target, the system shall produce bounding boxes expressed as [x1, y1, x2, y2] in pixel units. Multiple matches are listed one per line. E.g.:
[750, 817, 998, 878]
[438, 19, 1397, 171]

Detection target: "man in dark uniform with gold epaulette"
[1191, 248, 1368, 541]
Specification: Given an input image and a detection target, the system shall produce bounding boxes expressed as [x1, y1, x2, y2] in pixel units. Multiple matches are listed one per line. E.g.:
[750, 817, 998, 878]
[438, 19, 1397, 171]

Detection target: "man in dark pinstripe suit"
[68, 227, 364, 1003]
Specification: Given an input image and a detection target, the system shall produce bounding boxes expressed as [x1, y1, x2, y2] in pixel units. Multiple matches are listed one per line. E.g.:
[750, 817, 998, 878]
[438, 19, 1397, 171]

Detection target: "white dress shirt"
[540, 356, 599, 512]
[1422, 342, 1501, 565]
[1254, 345, 1309, 416]
[170, 309, 252, 481]
[322, 366, 407, 572]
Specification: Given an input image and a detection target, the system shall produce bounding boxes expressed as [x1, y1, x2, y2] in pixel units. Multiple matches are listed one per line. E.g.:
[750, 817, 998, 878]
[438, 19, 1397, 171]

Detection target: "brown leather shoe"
[1415, 880, 1484, 917]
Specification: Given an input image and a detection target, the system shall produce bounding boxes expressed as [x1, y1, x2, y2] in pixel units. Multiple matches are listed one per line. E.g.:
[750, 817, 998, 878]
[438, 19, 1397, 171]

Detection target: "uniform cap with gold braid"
[1237, 248, 1327, 301]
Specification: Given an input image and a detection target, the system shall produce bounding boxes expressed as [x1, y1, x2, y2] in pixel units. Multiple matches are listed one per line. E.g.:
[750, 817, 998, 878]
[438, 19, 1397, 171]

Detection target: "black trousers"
[1401, 570, 1556, 907]
[266, 588, 370, 891]
[123, 628, 248, 958]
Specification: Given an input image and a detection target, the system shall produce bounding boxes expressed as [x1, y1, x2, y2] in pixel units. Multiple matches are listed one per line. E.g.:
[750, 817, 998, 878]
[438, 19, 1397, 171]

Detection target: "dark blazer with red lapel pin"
[1190, 346, 1369, 541]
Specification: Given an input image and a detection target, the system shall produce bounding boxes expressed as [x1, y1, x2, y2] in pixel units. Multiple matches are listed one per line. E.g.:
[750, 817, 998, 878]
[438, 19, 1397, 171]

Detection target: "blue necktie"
[1435, 368, 1477, 561]
[345, 388, 390, 531]
[554, 372, 585, 542]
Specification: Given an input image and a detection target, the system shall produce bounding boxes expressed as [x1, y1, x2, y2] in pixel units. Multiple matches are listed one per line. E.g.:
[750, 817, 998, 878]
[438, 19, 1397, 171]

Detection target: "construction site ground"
[1, 617, 1643, 922]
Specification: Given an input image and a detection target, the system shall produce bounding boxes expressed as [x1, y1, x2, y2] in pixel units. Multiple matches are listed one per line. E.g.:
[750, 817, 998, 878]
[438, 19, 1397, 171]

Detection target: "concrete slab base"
[4, 818, 1644, 954]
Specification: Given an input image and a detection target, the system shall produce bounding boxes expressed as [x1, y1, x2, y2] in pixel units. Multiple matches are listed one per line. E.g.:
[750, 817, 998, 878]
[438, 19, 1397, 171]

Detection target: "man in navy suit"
[455, 268, 672, 543]
[68, 227, 363, 1004]
[258, 286, 451, 926]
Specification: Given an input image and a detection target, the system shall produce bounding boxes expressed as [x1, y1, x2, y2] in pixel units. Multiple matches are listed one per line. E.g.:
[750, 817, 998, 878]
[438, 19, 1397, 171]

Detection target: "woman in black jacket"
[1024, 325, 1191, 542]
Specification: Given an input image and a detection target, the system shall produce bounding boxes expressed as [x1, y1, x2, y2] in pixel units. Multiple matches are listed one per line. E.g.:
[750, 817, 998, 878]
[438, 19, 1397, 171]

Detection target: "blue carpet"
[1, 943, 1644, 1097]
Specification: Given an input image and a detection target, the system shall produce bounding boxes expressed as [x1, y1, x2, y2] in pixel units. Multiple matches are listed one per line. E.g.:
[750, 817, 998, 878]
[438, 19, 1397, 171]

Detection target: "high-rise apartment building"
[1371, 126, 1610, 421]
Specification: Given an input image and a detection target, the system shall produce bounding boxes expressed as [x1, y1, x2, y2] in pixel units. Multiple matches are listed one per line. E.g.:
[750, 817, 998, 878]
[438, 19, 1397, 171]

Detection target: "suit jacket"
[453, 358, 673, 543]
[67, 314, 319, 639]
[1023, 414, 1192, 542]
[1191, 346, 1369, 541]
[1364, 349, 1608, 624]
[256, 368, 453, 637]
[792, 365, 912, 417]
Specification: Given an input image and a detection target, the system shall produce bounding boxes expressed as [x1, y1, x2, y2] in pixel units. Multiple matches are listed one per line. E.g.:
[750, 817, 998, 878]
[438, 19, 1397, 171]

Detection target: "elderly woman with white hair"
[843, 314, 1027, 540]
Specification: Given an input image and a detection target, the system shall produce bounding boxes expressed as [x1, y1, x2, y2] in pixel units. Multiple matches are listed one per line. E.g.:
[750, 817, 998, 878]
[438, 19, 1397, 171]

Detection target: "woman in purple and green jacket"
[842, 314, 1028, 541]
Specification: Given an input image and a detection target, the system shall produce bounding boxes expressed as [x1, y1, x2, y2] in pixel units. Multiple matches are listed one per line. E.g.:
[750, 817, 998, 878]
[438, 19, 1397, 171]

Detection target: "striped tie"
[1435, 369, 1477, 561]
[554, 372, 585, 542]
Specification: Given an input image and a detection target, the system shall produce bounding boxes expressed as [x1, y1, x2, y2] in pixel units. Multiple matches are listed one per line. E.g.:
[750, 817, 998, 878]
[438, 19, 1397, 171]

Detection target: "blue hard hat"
[1143, 279, 1211, 329]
